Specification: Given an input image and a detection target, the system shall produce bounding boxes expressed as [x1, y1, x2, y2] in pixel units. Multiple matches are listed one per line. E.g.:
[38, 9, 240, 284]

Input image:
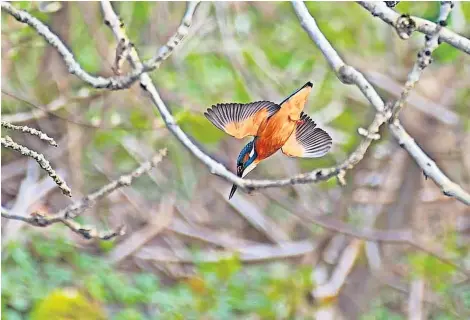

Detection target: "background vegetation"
[2, 1, 470, 319]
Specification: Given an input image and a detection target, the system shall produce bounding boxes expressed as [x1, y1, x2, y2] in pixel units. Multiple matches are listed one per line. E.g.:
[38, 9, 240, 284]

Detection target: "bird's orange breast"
[254, 112, 297, 161]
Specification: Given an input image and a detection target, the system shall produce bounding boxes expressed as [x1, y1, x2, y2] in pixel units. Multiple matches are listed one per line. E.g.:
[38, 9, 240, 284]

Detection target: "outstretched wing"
[204, 101, 280, 139]
[278, 81, 313, 121]
[281, 112, 332, 158]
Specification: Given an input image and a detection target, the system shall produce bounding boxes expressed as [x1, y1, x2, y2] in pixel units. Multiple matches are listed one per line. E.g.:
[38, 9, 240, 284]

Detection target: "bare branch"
[98, 0, 470, 206]
[364, 71, 459, 125]
[357, 1, 470, 55]
[292, 1, 470, 206]
[146, 1, 199, 68]
[99, 0, 393, 197]
[1, 136, 71, 196]
[1, 208, 125, 240]
[389, 122, 470, 205]
[102, 1, 199, 76]
[1, 1, 199, 89]
[55, 148, 167, 220]
[1, 149, 166, 240]
[60, 218, 125, 240]
[0, 1, 146, 90]
[290, 0, 470, 276]
[1, 121, 57, 146]
[391, 1, 453, 118]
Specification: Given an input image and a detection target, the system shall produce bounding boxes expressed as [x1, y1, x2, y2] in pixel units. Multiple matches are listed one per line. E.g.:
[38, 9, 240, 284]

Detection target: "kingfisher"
[204, 81, 332, 199]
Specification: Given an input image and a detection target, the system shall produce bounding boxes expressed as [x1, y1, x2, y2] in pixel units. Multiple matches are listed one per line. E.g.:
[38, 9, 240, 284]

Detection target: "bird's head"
[229, 139, 258, 199]
[236, 139, 258, 178]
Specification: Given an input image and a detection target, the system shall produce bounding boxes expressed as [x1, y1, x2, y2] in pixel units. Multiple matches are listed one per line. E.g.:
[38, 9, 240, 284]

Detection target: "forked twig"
[1, 136, 71, 196]
[1, 149, 167, 240]
[292, 1, 470, 206]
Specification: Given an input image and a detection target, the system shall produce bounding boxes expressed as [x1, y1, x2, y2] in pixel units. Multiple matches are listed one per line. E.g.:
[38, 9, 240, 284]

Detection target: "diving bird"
[204, 81, 332, 199]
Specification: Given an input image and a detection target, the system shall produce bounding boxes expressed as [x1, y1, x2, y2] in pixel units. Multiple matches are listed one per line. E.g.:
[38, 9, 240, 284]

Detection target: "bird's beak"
[228, 184, 237, 199]
[229, 165, 244, 199]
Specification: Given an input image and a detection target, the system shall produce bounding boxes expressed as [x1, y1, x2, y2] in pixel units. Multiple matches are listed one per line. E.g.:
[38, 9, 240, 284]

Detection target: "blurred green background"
[2, 1, 470, 319]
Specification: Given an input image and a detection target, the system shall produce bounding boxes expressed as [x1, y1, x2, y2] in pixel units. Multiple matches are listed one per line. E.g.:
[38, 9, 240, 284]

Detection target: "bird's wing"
[204, 101, 280, 139]
[281, 112, 332, 158]
[279, 81, 313, 121]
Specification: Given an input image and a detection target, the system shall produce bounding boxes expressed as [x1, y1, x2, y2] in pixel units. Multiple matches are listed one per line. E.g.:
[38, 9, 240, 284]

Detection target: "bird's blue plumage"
[237, 139, 257, 169]
[237, 141, 252, 165]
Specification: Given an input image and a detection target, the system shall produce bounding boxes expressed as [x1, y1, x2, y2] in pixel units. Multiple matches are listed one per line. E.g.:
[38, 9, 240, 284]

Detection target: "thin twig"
[101, 0, 199, 77]
[357, 1, 469, 55]
[1, 208, 125, 240]
[0, 1, 142, 90]
[290, 0, 470, 275]
[145, 1, 199, 68]
[391, 1, 453, 119]
[99, 0, 470, 205]
[292, 1, 470, 206]
[1, 121, 57, 146]
[389, 121, 470, 205]
[0, 149, 166, 240]
[99, 0, 392, 196]
[364, 71, 459, 125]
[104, 1, 199, 78]
[56, 148, 167, 220]
[1, 136, 71, 196]
[61, 218, 125, 240]
[1, 1, 199, 90]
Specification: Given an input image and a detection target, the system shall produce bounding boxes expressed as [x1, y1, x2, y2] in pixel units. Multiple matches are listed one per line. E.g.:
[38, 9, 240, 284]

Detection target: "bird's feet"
[296, 119, 306, 125]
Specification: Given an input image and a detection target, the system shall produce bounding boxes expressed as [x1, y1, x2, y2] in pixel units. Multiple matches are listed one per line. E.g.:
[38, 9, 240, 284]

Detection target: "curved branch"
[1, 121, 57, 146]
[391, 1, 453, 119]
[389, 121, 470, 205]
[145, 1, 199, 68]
[292, 1, 470, 206]
[103, 1, 199, 75]
[56, 148, 167, 220]
[1, 209, 125, 240]
[0, 1, 143, 89]
[1, 149, 166, 240]
[1, 136, 71, 196]
[1, 1, 199, 90]
[100, 0, 389, 195]
[357, 1, 470, 55]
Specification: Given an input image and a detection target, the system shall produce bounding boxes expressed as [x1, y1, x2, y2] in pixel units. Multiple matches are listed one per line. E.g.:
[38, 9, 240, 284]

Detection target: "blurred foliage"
[2, 233, 317, 319]
[30, 288, 107, 320]
[2, 1, 469, 179]
[2, 1, 470, 319]
[3, 232, 467, 319]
